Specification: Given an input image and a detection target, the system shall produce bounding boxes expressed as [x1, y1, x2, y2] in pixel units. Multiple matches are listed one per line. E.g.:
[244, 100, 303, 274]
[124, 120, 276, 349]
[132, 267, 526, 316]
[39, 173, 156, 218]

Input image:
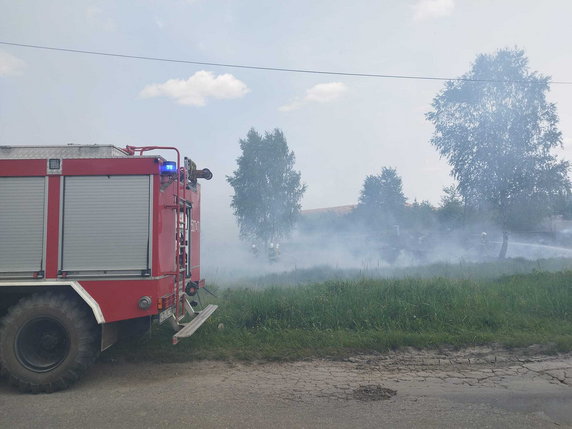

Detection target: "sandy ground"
[1, 346, 571, 428]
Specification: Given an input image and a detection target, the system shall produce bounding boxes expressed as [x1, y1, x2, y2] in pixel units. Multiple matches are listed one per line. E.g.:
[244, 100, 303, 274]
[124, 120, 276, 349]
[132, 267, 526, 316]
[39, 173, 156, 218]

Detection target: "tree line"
[227, 48, 571, 256]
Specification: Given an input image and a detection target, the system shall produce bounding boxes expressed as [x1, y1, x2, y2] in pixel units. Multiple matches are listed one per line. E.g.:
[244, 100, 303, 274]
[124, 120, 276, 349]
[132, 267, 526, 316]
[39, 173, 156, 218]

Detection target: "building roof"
[301, 205, 356, 215]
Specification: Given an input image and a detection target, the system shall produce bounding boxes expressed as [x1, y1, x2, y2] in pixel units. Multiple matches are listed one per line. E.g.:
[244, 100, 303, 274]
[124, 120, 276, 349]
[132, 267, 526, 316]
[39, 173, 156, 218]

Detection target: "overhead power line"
[2, 40, 572, 85]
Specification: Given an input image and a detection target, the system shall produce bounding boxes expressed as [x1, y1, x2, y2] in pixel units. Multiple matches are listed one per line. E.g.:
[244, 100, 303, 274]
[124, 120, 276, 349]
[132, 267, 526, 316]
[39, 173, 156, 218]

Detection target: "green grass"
[103, 266, 572, 363]
[234, 257, 572, 287]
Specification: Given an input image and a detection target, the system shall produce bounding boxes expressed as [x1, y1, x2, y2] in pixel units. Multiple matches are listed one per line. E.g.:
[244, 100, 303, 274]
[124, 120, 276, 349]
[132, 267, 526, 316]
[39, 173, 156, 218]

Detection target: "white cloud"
[0, 50, 25, 77]
[140, 71, 250, 106]
[279, 99, 304, 112]
[280, 82, 348, 112]
[412, 0, 454, 21]
[306, 82, 348, 102]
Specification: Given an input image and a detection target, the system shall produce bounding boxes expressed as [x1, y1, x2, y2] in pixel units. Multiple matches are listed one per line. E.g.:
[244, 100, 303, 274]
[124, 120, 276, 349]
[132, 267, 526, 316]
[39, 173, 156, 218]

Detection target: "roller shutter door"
[61, 175, 151, 272]
[0, 177, 46, 273]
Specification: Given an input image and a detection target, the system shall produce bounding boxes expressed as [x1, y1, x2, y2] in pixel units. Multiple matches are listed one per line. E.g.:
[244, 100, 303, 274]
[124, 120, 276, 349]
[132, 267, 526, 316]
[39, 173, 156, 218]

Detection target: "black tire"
[0, 292, 99, 393]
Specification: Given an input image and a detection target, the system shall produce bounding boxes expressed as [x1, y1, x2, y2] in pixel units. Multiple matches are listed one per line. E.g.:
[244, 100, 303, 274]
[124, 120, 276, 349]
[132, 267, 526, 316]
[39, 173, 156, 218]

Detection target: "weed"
[103, 261, 572, 362]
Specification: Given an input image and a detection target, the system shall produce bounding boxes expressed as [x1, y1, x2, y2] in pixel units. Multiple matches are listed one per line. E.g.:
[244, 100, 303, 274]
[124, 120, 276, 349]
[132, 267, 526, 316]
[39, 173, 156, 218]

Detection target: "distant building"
[301, 205, 356, 216]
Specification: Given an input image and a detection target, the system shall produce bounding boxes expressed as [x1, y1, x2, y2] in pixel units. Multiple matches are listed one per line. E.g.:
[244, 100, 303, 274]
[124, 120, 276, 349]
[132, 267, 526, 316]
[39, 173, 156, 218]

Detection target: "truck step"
[172, 304, 218, 345]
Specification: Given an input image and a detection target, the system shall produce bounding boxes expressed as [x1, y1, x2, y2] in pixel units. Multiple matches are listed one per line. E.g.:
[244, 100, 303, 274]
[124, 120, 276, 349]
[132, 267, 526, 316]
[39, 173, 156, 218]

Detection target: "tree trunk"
[498, 231, 509, 259]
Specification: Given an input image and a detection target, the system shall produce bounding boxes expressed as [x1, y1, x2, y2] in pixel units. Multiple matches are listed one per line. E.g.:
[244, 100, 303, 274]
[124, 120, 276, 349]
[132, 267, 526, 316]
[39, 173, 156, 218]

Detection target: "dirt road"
[1, 346, 571, 428]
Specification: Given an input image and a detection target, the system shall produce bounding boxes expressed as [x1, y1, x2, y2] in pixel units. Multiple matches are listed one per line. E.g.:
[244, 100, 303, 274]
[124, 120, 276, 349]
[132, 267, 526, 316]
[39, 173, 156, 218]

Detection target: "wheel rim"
[15, 317, 71, 373]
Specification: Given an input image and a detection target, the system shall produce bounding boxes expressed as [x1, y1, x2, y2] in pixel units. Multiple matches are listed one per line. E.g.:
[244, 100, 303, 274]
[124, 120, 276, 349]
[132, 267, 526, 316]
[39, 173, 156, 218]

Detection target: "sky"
[1, 0, 572, 246]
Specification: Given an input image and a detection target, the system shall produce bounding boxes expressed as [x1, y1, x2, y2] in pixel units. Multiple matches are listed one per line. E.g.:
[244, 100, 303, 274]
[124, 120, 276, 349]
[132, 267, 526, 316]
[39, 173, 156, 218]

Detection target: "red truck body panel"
[0, 146, 205, 324]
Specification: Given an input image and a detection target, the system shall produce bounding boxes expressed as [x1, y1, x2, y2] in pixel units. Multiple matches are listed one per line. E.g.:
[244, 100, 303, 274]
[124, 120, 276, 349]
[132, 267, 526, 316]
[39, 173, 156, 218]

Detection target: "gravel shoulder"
[1, 346, 571, 428]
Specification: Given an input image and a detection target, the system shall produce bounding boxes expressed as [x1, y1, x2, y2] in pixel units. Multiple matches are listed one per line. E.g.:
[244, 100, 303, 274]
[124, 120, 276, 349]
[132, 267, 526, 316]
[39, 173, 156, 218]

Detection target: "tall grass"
[217, 272, 571, 331]
[237, 257, 572, 287]
[104, 268, 572, 362]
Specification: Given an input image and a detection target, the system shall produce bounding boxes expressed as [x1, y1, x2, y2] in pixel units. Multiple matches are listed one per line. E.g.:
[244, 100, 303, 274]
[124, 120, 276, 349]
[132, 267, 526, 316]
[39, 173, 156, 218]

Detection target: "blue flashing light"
[161, 161, 177, 174]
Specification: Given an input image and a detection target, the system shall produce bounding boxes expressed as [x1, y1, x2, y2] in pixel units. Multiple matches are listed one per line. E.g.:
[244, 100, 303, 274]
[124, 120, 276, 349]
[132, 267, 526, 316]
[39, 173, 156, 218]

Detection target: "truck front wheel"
[0, 293, 99, 393]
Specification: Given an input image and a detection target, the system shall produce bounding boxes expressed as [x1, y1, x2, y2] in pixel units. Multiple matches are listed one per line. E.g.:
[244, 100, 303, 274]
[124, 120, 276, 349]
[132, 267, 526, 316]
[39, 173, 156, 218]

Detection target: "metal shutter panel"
[61, 175, 150, 272]
[0, 177, 45, 273]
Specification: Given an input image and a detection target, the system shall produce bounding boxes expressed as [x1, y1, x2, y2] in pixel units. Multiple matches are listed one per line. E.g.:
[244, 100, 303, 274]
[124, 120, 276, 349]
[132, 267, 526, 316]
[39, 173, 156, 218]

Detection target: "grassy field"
[233, 257, 572, 287]
[103, 259, 572, 363]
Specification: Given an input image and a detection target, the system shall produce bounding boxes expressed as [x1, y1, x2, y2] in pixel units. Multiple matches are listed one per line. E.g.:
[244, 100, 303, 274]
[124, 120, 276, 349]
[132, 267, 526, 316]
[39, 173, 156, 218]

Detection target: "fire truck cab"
[0, 144, 216, 393]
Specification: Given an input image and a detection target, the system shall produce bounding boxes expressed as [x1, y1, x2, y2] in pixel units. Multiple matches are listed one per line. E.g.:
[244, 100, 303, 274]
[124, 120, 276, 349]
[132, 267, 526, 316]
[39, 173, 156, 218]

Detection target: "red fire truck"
[0, 144, 216, 393]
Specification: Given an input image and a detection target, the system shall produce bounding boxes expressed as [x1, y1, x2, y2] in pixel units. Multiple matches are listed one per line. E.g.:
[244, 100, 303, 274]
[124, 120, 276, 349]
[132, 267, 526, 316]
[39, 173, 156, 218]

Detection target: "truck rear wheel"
[0, 293, 99, 393]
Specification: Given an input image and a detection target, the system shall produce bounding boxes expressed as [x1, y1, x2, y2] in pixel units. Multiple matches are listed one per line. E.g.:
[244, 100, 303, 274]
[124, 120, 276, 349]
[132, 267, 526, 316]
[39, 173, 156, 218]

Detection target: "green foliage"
[105, 264, 572, 362]
[214, 273, 572, 332]
[405, 199, 438, 231]
[234, 257, 572, 287]
[437, 185, 464, 229]
[355, 167, 406, 229]
[427, 48, 570, 230]
[227, 128, 306, 243]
